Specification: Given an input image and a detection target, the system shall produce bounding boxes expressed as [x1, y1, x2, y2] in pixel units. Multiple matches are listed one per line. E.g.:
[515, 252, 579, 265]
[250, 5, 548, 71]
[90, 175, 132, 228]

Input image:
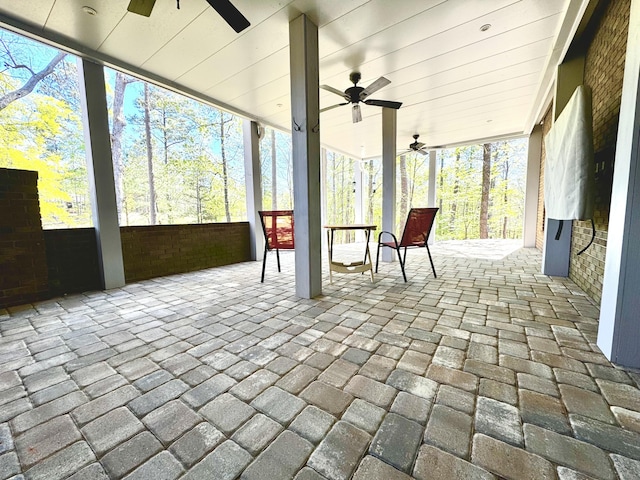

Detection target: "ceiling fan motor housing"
[346, 86, 365, 103]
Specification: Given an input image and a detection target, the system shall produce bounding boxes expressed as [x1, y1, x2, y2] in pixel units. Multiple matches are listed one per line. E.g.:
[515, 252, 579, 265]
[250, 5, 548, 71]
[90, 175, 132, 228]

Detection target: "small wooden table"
[324, 224, 377, 283]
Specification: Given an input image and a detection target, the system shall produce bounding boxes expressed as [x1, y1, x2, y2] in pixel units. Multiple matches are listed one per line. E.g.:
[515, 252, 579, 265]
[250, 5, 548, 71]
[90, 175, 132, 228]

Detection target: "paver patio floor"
[1, 240, 639, 480]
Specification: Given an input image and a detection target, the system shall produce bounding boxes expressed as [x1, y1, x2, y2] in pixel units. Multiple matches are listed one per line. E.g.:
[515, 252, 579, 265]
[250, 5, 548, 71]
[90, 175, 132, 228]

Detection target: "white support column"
[428, 149, 437, 245]
[597, 0, 640, 369]
[320, 147, 328, 250]
[381, 108, 397, 262]
[77, 58, 125, 290]
[289, 14, 322, 298]
[523, 125, 542, 248]
[354, 160, 364, 241]
[541, 55, 584, 276]
[243, 120, 263, 261]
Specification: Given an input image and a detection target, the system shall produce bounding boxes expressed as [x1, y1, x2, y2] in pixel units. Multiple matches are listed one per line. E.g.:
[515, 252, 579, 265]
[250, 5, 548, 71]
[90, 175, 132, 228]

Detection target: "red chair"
[375, 207, 438, 282]
[259, 210, 294, 283]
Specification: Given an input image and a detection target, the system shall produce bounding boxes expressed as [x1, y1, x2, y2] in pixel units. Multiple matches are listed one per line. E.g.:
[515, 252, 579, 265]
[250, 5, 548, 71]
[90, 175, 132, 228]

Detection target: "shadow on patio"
[1, 240, 639, 479]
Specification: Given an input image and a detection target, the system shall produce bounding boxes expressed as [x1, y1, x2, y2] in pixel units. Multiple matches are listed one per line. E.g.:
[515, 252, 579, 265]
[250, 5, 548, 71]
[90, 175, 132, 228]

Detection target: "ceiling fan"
[399, 134, 429, 156]
[127, 0, 250, 33]
[320, 72, 402, 123]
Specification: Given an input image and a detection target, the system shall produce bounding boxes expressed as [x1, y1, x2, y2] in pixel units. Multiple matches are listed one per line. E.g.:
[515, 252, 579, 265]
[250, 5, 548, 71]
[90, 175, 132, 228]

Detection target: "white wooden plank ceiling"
[0, 0, 581, 159]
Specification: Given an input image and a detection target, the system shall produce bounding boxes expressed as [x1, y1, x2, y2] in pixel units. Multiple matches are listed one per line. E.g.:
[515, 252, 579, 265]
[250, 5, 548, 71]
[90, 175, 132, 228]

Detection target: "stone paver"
[200, 393, 256, 435]
[472, 433, 555, 480]
[250, 386, 306, 424]
[353, 455, 412, 480]
[524, 423, 615, 480]
[307, 421, 370, 480]
[369, 413, 423, 473]
[475, 396, 523, 446]
[101, 432, 163, 478]
[289, 405, 336, 444]
[424, 404, 472, 458]
[241, 430, 313, 480]
[142, 399, 201, 445]
[182, 440, 252, 480]
[413, 445, 495, 480]
[231, 413, 283, 455]
[1, 241, 639, 480]
[122, 451, 183, 480]
[169, 422, 225, 466]
[81, 406, 143, 455]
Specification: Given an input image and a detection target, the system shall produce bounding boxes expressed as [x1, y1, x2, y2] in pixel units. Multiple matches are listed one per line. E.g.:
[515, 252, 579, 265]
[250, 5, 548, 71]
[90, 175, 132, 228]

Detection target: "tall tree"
[271, 128, 277, 209]
[502, 158, 510, 239]
[480, 143, 491, 238]
[111, 71, 135, 223]
[449, 149, 461, 233]
[398, 154, 408, 231]
[219, 112, 232, 222]
[143, 83, 157, 224]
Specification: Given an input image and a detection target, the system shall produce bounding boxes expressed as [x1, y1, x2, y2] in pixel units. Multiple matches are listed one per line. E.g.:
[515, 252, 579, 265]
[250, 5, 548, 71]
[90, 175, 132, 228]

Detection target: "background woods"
[1, 29, 527, 242]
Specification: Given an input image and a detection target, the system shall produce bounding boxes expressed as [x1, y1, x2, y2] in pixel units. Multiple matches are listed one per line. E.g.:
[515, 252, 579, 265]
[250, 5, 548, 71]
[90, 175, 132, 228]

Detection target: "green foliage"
[106, 71, 248, 225]
[435, 139, 527, 240]
[0, 58, 91, 228]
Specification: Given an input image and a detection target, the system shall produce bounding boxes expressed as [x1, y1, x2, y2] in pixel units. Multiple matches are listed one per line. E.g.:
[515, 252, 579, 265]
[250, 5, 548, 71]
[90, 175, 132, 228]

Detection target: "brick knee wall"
[43, 228, 102, 296]
[0, 168, 49, 308]
[120, 223, 252, 283]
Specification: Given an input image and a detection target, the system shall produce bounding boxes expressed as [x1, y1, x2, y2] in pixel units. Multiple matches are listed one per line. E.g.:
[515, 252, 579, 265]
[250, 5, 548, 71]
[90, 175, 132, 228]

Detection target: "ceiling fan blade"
[127, 0, 156, 16]
[206, 0, 250, 33]
[360, 76, 391, 100]
[320, 103, 348, 113]
[364, 99, 402, 109]
[417, 149, 429, 156]
[415, 142, 426, 149]
[352, 104, 362, 123]
[320, 85, 349, 100]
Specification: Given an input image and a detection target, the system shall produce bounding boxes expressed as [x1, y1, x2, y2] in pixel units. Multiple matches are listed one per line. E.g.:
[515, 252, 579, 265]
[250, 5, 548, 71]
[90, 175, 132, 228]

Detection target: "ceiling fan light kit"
[321, 72, 402, 123]
[127, 0, 250, 33]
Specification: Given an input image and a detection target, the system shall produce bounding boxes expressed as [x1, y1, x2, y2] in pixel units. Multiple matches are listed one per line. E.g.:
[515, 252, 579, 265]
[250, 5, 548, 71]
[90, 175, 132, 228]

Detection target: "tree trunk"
[480, 143, 491, 239]
[450, 151, 460, 233]
[271, 128, 277, 210]
[503, 160, 510, 239]
[220, 113, 231, 222]
[143, 83, 157, 225]
[399, 155, 408, 229]
[438, 156, 444, 213]
[0, 51, 66, 111]
[110, 72, 132, 224]
[366, 160, 374, 223]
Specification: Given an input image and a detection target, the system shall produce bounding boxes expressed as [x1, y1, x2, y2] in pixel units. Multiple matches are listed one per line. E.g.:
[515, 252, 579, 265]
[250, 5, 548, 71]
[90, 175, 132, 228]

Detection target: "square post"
[289, 14, 322, 298]
[77, 58, 125, 290]
[381, 108, 397, 262]
[243, 120, 264, 261]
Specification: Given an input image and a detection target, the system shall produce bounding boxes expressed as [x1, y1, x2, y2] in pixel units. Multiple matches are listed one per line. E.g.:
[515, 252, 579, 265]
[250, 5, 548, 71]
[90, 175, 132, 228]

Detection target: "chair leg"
[397, 247, 407, 282]
[375, 242, 381, 273]
[261, 246, 268, 283]
[425, 244, 437, 278]
[276, 248, 281, 272]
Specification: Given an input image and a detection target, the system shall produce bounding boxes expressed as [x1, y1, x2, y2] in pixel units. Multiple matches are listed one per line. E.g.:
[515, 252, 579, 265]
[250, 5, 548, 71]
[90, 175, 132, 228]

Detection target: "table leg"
[365, 228, 374, 282]
[327, 229, 333, 284]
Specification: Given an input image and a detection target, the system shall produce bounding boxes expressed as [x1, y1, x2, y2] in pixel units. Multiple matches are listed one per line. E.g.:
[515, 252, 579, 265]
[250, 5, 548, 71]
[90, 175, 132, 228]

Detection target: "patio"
[1, 240, 639, 480]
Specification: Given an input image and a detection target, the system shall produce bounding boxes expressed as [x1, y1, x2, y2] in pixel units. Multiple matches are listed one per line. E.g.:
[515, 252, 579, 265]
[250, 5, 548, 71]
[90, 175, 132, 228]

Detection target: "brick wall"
[120, 223, 251, 282]
[0, 168, 49, 308]
[570, 0, 630, 303]
[43, 228, 101, 296]
[536, 106, 554, 250]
